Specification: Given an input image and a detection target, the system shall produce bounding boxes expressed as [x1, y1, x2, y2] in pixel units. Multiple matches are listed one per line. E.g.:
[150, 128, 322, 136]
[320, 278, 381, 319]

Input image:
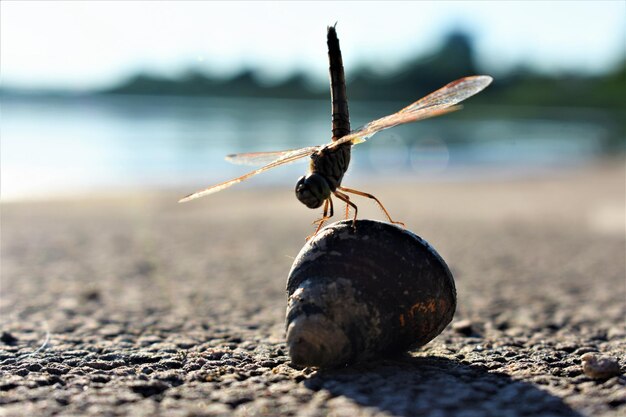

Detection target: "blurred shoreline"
[3, 92, 621, 203]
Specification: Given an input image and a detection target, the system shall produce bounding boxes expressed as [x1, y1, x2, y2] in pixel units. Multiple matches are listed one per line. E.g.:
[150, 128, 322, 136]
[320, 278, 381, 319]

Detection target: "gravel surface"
[1, 162, 624, 416]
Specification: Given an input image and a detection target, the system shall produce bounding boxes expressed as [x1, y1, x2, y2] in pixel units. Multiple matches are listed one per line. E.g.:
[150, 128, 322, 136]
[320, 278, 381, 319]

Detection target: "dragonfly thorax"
[295, 174, 331, 209]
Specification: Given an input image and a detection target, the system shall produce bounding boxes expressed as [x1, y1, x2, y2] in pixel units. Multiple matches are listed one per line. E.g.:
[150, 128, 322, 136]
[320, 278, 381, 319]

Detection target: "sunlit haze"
[1, 1, 624, 91]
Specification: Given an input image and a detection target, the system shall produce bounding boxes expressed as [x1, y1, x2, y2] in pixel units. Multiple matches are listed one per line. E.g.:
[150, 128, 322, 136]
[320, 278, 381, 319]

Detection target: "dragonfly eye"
[295, 174, 330, 209]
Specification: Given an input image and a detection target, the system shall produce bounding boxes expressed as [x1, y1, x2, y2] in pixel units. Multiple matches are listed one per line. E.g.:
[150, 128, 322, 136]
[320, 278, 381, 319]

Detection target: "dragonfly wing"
[226, 148, 313, 166]
[179, 146, 320, 203]
[401, 75, 493, 113]
[330, 75, 492, 147]
[332, 105, 463, 147]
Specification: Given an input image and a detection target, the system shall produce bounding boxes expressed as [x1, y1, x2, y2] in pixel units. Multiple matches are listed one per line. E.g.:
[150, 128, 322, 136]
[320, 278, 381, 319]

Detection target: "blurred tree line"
[103, 31, 625, 115]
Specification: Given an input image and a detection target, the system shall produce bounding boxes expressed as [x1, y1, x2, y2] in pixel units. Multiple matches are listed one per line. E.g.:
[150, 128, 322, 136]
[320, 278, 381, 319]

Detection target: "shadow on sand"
[304, 355, 582, 417]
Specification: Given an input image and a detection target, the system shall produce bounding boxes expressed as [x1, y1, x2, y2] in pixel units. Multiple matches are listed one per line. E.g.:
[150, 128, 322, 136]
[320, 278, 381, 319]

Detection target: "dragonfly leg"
[333, 190, 358, 228]
[338, 186, 405, 227]
[308, 197, 335, 240]
[312, 199, 330, 225]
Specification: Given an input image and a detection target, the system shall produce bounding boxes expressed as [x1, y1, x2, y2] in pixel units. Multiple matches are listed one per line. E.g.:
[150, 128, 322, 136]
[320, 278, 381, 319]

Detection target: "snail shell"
[286, 219, 456, 367]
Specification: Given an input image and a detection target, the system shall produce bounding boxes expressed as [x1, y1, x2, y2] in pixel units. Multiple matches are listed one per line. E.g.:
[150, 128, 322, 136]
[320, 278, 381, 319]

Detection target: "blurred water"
[1, 95, 610, 201]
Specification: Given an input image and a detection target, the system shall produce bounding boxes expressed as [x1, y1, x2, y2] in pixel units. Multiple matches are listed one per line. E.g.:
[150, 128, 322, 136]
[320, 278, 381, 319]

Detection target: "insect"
[179, 27, 492, 236]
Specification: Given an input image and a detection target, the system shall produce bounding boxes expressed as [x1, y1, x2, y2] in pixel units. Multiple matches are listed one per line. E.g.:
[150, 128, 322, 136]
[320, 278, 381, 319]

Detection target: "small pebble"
[452, 320, 474, 336]
[0, 332, 18, 345]
[81, 289, 101, 302]
[581, 353, 621, 379]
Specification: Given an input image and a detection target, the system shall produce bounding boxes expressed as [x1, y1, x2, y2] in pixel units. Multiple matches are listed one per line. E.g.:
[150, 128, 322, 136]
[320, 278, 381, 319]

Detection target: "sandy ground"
[0, 160, 624, 417]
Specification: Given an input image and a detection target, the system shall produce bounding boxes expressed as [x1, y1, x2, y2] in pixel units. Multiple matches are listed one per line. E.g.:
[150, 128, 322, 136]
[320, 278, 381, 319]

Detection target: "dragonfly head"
[295, 174, 331, 209]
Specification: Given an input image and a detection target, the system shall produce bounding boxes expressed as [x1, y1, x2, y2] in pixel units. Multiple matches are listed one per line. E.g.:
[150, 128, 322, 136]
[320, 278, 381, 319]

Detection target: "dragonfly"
[179, 75, 493, 236]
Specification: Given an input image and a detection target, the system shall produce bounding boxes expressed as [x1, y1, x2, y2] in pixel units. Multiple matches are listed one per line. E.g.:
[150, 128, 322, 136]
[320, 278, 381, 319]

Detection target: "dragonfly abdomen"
[328, 25, 351, 140]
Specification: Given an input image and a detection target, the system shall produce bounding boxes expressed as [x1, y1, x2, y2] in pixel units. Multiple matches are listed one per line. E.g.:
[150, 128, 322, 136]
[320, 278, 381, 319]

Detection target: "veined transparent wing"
[226, 148, 314, 166]
[179, 146, 320, 203]
[330, 75, 492, 148]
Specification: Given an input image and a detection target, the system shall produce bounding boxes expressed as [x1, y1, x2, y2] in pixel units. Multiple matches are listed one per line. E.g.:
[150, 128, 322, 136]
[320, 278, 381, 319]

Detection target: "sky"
[1, 1, 625, 91]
